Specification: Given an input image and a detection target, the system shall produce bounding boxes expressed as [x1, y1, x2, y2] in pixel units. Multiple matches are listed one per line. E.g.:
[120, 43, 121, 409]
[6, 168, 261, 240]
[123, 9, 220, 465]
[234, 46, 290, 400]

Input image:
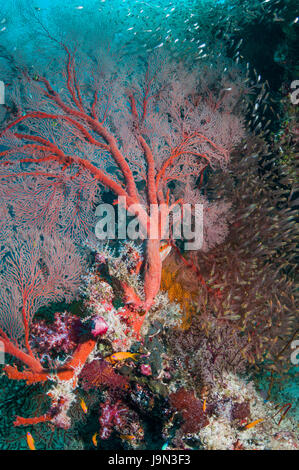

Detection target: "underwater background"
[0, 0, 298, 450]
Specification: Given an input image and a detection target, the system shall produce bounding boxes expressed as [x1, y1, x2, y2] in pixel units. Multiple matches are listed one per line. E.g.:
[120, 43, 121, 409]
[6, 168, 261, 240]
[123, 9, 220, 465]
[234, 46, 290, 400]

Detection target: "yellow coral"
[161, 267, 197, 330]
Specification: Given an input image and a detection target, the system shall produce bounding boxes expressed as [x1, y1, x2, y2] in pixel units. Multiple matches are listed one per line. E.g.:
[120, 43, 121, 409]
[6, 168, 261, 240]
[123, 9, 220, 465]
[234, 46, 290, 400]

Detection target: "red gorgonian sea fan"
[79, 359, 129, 392]
[0, 230, 84, 356]
[170, 388, 209, 434]
[0, 229, 113, 428]
[0, 230, 100, 426]
[0, 34, 245, 315]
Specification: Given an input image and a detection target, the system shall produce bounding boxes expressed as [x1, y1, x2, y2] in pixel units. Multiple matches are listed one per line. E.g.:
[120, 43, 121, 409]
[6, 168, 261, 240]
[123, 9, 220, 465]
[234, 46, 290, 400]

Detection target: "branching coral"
[0, 230, 86, 376]
[79, 359, 129, 393]
[0, 32, 245, 314]
[0, 4, 297, 450]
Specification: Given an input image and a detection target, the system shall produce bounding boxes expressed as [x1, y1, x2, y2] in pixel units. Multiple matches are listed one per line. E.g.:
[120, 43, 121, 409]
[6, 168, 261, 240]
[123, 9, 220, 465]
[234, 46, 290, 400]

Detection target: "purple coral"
[30, 311, 80, 357]
[99, 398, 132, 440]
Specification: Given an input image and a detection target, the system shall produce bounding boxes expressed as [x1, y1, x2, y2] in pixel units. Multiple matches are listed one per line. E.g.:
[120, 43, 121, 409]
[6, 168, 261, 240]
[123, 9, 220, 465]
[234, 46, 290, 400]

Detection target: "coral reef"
[0, 0, 298, 452]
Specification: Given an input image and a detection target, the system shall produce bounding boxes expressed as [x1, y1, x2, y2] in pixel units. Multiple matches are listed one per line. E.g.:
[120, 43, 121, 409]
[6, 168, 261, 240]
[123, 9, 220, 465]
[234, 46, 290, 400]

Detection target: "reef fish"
[119, 434, 136, 441]
[92, 432, 98, 447]
[106, 352, 140, 364]
[244, 418, 264, 429]
[26, 432, 36, 451]
[80, 399, 88, 414]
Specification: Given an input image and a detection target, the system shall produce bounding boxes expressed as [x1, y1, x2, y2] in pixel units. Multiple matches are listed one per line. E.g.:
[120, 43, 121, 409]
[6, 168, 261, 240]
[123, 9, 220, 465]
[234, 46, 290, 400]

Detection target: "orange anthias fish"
[120, 434, 136, 441]
[80, 399, 88, 414]
[203, 399, 207, 412]
[244, 418, 264, 429]
[92, 432, 98, 447]
[26, 432, 36, 450]
[106, 352, 140, 364]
